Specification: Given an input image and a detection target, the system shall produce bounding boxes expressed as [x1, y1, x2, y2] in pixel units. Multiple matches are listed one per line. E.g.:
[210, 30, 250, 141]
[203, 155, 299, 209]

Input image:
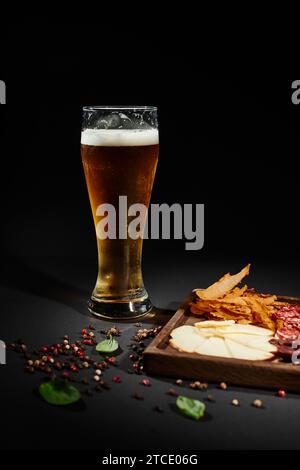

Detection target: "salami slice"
[276, 327, 300, 343]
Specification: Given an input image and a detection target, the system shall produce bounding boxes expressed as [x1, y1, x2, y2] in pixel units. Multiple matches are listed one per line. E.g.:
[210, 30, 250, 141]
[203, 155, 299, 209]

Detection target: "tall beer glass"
[81, 106, 159, 319]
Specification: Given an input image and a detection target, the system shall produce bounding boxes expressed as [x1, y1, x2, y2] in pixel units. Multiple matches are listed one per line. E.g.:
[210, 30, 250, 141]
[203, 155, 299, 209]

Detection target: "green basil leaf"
[39, 379, 81, 406]
[96, 335, 119, 353]
[176, 395, 206, 420]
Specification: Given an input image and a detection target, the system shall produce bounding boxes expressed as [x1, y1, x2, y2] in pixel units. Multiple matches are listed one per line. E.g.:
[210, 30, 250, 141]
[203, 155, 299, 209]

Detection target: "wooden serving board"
[144, 294, 300, 392]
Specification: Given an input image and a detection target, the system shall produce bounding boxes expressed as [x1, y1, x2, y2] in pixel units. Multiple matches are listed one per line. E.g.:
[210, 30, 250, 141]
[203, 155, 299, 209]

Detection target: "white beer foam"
[81, 128, 159, 146]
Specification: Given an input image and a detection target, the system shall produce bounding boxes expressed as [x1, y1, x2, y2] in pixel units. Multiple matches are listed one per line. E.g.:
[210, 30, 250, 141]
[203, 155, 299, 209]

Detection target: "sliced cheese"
[194, 337, 232, 358]
[216, 324, 273, 337]
[195, 320, 235, 328]
[224, 333, 277, 353]
[225, 338, 274, 361]
[169, 334, 206, 353]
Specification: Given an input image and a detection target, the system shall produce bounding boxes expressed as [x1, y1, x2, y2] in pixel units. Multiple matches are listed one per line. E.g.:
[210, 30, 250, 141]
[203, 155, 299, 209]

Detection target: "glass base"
[87, 297, 152, 320]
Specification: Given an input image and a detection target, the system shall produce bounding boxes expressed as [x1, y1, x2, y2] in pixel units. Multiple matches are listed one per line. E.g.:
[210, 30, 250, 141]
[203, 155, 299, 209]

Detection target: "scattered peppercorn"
[167, 388, 178, 397]
[113, 376, 122, 383]
[219, 382, 228, 390]
[252, 399, 263, 408]
[81, 329, 88, 336]
[278, 390, 286, 398]
[175, 379, 183, 386]
[107, 356, 117, 365]
[232, 399, 240, 407]
[132, 391, 144, 400]
[206, 395, 215, 402]
[153, 405, 164, 413]
[141, 378, 150, 387]
[89, 324, 95, 330]
[93, 375, 100, 382]
[95, 369, 101, 376]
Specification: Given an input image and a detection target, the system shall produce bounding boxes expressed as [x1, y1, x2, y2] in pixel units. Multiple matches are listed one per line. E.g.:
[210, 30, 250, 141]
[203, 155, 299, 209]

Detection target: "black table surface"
[1, 254, 300, 451]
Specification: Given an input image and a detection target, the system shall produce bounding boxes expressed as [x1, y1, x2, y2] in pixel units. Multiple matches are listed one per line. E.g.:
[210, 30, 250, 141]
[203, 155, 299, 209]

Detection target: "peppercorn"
[219, 382, 228, 390]
[95, 369, 101, 376]
[93, 375, 100, 382]
[89, 332, 95, 337]
[167, 388, 178, 397]
[81, 329, 88, 336]
[63, 339, 69, 345]
[34, 360, 40, 367]
[27, 360, 34, 366]
[232, 399, 240, 407]
[132, 392, 144, 400]
[252, 399, 263, 408]
[112, 376, 121, 383]
[70, 364, 77, 373]
[41, 355, 48, 362]
[278, 390, 286, 398]
[20, 344, 28, 353]
[40, 347, 48, 353]
[175, 379, 183, 386]
[82, 361, 89, 368]
[206, 395, 215, 402]
[62, 371, 69, 379]
[107, 356, 117, 365]
[65, 344, 70, 350]
[26, 366, 35, 373]
[54, 361, 62, 370]
[153, 405, 164, 413]
[89, 324, 95, 330]
[141, 378, 150, 387]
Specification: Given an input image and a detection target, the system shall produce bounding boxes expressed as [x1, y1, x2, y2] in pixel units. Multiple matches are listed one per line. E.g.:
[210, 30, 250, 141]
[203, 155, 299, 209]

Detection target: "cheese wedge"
[195, 320, 235, 328]
[194, 337, 232, 358]
[224, 333, 277, 353]
[216, 324, 273, 337]
[224, 338, 274, 360]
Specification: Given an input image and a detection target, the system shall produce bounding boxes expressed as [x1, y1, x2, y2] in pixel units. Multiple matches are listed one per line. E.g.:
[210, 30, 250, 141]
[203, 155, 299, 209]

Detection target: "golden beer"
[81, 107, 159, 318]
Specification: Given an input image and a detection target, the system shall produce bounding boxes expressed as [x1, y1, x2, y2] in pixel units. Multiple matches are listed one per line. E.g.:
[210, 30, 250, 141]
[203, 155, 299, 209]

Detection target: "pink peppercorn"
[278, 390, 286, 398]
[141, 379, 150, 387]
[113, 376, 121, 383]
[107, 357, 117, 365]
[81, 329, 88, 336]
[83, 339, 93, 345]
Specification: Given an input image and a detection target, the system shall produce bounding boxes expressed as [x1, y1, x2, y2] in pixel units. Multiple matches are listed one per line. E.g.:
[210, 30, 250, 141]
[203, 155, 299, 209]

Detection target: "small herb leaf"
[39, 379, 81, 406]
[96, 335, 119, 354]
[176, 395, 206, 420]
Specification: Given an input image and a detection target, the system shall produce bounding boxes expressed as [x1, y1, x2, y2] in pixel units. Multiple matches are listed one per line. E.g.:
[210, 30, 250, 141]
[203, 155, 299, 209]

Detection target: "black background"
[1, 18, 300, 454]
[1, 21, 299, 263]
